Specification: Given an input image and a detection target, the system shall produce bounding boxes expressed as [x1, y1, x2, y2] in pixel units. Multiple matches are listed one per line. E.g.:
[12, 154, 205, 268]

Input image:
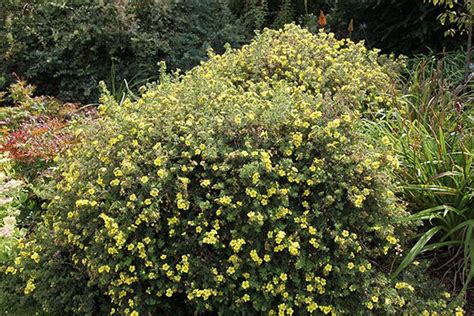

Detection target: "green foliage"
[2, 0, 467, 104]
[0, 25, 462, 314]
[135, 0, 247, 72]
[0, 79, 95, 240]
[0, 79, 77, 167]
[233, 0, 269, 31]
[4, 1, 138, 102]
[327, 0, 466, 55]
[406, 50, 467, 86]
[3, 0, 247, 103]
[0, 154, 25, 263]
[232, 0, 465, 55]
[0, 155, 40, 314]
[364, 52, 473, 294]
[427, 0, 473, 37]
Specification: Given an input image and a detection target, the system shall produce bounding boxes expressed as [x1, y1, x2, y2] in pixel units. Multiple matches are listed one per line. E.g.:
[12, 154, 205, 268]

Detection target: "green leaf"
[393, 226, 442, 278]
[401, 184, 458, 195]
[440, 219, 474, 242]
[461, 224, 474, 292]
[401, 205, 463, 222]
[423, 240, 462, 251]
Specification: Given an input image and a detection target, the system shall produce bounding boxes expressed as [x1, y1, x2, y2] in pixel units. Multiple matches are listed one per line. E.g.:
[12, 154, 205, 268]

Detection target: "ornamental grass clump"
[0, 25, 463, 314]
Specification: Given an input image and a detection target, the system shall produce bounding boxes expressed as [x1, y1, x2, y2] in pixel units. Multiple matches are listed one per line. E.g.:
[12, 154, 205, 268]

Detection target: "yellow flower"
[156, 169, 166, 178]
[113, 169, 123, 177]
[30, 252, 40, 263]
[288, 241, 300, 256]
[395, 282, 414, 292]
[200, 179, 211, 187]
[275, 230, 286, 244]
[24, 278, 36, 294]
[98, 265, 111, 273]
[310, 238, 320, 249]
[386, 235, 397, 245]
[202, 229, 219, 244]
[381, 136, 390, 146]
[230, 238, 246, 253]
[250, 249, 263, 265]
[252, 172, 260, 184]
[140, 176, 149, 184]
[292, 132, 303, 148]
[354, 194, 365, 208]
[310, 111, 322, 120]
[5, 266, 17, 274]
[455, 307, 464, 316]
[154, 157, 163, 166]
[246, 188, 258, 198]
[323, 264, 332, 274]
[366, 302, 373, 310]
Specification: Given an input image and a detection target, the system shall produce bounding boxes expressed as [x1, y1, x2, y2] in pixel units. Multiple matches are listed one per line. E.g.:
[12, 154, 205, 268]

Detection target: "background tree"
[426, 0, 473, 82]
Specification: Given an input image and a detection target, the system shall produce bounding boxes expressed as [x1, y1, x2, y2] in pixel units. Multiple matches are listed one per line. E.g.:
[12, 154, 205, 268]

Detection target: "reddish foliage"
[1, 117, 74, 162]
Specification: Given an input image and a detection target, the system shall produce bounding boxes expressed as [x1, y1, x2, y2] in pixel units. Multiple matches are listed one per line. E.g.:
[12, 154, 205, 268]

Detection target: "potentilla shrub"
[1, 25, 463, 315]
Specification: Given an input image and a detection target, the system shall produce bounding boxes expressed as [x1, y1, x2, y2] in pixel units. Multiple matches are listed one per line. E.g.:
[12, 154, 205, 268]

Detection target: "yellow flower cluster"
[24, 278, 36, 294]
[395, 282, 415, 292]
[230, 238, 246, 253]
[99, 213, 126, 249]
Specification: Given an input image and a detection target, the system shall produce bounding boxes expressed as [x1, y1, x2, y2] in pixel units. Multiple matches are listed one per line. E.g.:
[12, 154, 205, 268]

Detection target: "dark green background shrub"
[1, 0, 466, 104]
[231, 0, 465, 54]
[2, 0, 247, 103]
[0, 25, 461, 315]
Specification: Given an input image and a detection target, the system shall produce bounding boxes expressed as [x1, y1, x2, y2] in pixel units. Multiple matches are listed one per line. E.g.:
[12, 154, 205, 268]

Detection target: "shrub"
[0, 79, 94, 240]
[0, 154, 35, 314]
[135, 0, 248, 72]
[0, 79, 84, 173]
[0, 25, 463, 314]
[3, 0, 247, 103]
[232, 0, 465, 55]
[0, 154, 26, 262]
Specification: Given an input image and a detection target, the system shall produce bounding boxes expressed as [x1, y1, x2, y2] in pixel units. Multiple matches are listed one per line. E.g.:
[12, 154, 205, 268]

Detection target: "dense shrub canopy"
[2, 0, 466, 104]
[2, 0, 246, 102]
[230, 0, 466, 54]
[1, 25, 461, 314]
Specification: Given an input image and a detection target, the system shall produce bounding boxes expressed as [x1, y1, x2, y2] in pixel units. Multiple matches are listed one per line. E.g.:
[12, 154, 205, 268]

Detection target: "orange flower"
[348, 18, 354, 33]
[319, 10, 327, 27]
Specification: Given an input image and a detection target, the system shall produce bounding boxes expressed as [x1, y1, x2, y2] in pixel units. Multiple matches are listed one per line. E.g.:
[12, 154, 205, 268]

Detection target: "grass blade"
[393, 226, 442, 278]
